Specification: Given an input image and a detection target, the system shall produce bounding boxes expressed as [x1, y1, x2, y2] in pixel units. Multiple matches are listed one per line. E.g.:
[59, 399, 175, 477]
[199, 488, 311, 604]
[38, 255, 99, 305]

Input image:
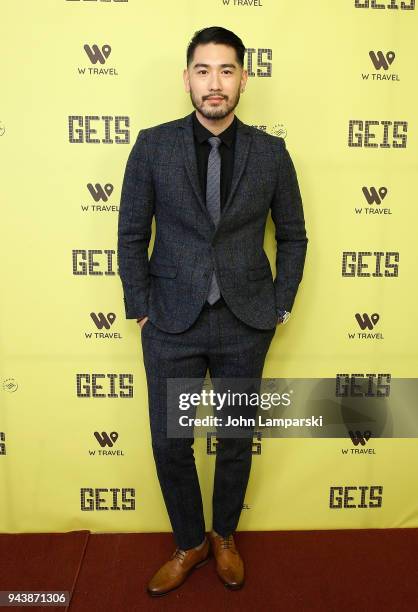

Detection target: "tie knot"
[208, 136, 221, 149]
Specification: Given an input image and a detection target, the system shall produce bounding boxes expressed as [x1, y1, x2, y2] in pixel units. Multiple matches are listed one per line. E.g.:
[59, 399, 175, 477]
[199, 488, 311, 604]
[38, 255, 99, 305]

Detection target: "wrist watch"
[277, 309, 291, 325]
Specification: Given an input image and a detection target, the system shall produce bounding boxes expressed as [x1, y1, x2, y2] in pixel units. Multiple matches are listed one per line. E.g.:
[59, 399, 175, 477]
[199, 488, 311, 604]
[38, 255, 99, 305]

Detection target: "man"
[117, 26, 308, 596]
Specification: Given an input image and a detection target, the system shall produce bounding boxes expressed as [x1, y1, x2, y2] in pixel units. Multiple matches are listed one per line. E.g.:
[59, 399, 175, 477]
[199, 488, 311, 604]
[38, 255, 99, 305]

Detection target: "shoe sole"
[223, 580, 244, 590]
[146, 552, 211, 597]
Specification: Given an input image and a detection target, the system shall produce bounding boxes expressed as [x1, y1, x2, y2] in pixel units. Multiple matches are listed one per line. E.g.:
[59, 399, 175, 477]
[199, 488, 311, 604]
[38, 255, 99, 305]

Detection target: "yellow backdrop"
[1, 0, 417, 533]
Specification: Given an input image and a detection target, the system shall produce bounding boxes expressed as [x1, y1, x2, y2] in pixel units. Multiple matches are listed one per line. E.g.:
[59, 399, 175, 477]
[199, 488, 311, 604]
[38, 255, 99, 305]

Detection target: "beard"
[189, 86, 241, 120]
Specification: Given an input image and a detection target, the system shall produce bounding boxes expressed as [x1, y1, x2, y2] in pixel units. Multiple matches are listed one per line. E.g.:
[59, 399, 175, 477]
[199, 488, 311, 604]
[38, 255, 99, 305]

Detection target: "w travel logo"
[369, 51, 395, 70]
[81, 184, 118, 214]
[362, 186, 387, 205]
[84, 44, 111, 64]
[85, 312, 122, 341]
[89, 431, 125, 457]
[341, 431, 375, 455]
[87, 183, 114, 202]
[94, 431, 119, 447]
[362, 50, 399, 81]
[90, 312, 116, 330]
[355, 313, 379, 330]
[355, 186, 392, 216]
[348, 313, 384, 341]
[77, 43, 118, 76]
[349, 430, 372, 446]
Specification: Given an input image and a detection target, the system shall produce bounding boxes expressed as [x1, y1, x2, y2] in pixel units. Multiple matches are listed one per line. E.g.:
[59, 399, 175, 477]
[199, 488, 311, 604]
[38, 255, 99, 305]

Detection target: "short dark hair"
[186, 26, 246, 68]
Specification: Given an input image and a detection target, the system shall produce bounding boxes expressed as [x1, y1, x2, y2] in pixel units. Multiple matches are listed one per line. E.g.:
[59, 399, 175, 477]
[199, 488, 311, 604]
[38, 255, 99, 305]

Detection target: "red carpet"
[1, 529, 417, 611]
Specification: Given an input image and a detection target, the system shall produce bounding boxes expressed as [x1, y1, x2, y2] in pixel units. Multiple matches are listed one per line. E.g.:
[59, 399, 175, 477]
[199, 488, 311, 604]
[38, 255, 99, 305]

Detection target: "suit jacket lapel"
[179, 111, 209, 222]
[221, 117, 252, 224]
[179, 111, 252, 230]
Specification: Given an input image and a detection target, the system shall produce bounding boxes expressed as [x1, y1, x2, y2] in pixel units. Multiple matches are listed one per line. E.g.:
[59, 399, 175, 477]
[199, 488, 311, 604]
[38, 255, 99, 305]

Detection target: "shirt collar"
[192, 111, 237, 149]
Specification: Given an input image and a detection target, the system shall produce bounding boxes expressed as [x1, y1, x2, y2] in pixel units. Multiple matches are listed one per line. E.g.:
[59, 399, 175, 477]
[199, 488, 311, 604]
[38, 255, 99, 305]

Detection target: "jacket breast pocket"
[247, 265, 271, 281]
[149, 261, 178, 278]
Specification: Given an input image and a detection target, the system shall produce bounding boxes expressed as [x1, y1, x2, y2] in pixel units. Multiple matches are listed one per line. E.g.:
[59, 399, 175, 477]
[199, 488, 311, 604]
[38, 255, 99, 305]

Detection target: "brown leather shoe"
[146, 537, 210, 597]
[209, 532, 244, 589]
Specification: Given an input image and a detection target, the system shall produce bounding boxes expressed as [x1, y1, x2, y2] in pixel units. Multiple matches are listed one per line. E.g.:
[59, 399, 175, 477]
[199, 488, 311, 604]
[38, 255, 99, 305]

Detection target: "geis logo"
[362, 50, 399, 82]
[245, 48, 272, 77]
[355, 1, 414, 9]
[77, 43, 118, 76]
[0, 432, 6, 456]
[341, 251, 399, 277]
[207, 432, 262, 455]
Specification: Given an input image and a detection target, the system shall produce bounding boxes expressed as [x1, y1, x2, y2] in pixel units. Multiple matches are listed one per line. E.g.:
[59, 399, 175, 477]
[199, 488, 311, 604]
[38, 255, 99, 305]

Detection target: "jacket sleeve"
[117, 129, 155, 319]
[270, 138, 308, 314]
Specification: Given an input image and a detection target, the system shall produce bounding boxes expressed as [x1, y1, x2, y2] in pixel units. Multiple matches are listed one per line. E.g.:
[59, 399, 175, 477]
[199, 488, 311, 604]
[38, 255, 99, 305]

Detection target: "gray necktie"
[206, 136, 222, 304]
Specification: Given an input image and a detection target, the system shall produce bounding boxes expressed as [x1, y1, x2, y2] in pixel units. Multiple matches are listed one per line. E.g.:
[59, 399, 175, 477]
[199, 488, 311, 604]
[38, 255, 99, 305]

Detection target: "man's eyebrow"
[193, 63, 237, 69]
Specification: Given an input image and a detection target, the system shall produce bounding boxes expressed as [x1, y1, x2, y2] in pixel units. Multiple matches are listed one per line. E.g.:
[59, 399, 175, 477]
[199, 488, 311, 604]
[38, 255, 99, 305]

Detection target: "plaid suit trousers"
[140, 295, 276, 550]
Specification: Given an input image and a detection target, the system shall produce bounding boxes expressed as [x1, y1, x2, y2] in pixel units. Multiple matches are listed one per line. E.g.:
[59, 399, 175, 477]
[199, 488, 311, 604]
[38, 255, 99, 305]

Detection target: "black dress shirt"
[192, 111, 237, 211]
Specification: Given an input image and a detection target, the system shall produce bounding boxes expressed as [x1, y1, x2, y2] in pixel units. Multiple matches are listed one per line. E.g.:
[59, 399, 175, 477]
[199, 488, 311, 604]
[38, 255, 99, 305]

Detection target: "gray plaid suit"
[117, 111, 308, 332]
[117, 111, 308, 549]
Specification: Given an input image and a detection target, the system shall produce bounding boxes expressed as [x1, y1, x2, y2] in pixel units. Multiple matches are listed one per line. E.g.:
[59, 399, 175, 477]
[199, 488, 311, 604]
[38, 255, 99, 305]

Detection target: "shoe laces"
[220, 535, 233, 549]
[173, 548, 187, 562]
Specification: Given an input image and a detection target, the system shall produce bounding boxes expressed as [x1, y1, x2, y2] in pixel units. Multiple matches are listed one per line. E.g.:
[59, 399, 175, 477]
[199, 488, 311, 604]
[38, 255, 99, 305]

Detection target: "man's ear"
[241, 68, 248, 92]
[183, 68, 190, 93]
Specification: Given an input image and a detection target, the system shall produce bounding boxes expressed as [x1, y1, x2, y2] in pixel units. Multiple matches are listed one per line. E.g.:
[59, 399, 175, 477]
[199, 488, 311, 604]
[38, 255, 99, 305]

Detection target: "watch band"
[277, 309, 291, 325]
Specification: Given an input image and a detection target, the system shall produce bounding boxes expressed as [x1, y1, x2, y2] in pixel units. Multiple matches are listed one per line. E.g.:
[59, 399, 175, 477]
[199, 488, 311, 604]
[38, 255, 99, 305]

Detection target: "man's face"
[183, 43, 247, 120]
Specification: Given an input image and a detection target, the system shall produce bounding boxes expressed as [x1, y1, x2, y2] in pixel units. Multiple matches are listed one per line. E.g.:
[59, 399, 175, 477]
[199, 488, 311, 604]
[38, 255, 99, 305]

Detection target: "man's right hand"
[136, 316, 149, 329]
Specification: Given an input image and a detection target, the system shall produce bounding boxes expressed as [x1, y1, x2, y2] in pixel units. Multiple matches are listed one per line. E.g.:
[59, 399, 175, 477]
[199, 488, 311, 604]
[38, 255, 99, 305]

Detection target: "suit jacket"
[117, 111, 308, 333]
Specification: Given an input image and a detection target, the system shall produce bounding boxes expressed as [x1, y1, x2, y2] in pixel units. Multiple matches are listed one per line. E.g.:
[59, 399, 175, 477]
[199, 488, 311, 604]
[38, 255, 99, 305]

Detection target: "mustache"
[204, 94, 227, 100]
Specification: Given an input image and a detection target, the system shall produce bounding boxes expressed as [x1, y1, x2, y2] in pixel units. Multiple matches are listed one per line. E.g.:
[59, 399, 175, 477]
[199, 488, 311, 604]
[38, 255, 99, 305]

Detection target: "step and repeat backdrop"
[1, 1, 418, 534]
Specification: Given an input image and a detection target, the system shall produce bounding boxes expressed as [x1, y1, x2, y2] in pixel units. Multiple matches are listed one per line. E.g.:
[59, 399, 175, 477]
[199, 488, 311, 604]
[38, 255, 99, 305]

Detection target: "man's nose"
[208, 72, 222, 91]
